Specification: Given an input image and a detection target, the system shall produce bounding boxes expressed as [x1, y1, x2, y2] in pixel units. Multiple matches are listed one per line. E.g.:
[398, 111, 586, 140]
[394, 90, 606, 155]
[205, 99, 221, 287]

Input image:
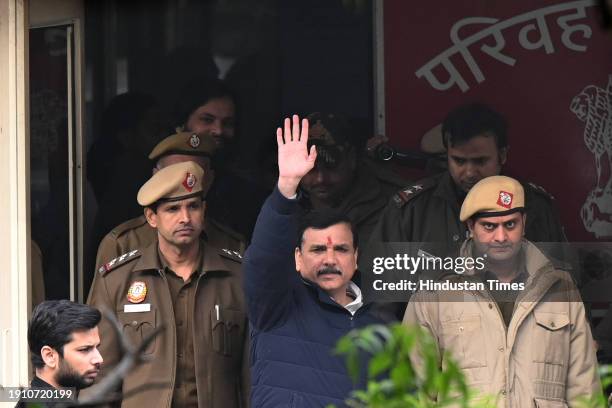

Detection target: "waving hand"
[277, 115, 317, 198]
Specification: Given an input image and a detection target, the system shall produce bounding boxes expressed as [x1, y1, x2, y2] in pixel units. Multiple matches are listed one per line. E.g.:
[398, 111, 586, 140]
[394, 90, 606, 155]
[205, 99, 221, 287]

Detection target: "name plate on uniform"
[123, 303, 151, 313]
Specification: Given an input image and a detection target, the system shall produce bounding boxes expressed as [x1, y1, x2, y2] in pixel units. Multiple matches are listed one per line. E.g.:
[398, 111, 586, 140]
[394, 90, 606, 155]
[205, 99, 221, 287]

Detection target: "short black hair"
[442, 102, 508, 150]
[173, 78, 236, 129]
[28, 300, 101, 369]
[296, 210, 358, 249]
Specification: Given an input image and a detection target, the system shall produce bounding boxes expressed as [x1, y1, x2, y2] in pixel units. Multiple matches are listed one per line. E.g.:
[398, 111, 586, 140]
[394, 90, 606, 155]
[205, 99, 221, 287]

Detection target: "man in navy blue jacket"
[244, 115, 384, 408]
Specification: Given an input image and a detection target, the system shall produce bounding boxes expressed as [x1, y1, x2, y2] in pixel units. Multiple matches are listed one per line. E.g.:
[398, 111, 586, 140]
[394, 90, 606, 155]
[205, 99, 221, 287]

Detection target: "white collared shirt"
[344, 281, 363, 316]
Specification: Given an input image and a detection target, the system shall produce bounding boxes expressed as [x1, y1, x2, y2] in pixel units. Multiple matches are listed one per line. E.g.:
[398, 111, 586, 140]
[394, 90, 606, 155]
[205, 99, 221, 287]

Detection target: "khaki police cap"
[148, 131, 217, 161]
[459, 175, 525, 222]
[137, 161, 205, 206]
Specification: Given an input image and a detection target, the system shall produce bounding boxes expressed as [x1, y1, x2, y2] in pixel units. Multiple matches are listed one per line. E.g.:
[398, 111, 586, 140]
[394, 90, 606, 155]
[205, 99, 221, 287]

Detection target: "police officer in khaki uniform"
[403, 176, 600, 406]
[94, 131, 245, 277]
[370, 103, 566, 256]
[86, 161, 248, 408]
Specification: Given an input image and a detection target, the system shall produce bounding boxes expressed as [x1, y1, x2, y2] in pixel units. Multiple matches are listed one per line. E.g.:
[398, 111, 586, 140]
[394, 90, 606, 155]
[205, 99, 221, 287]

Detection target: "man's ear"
[294, 247, 302, 273]
[41, 345, 58, 369]
[499, 147, 508, 166]
[144, 207, 157, 228]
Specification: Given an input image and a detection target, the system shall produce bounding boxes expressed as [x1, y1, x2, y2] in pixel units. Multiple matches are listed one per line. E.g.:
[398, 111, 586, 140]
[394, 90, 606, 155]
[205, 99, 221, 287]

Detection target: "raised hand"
[277, 114, 317, 198]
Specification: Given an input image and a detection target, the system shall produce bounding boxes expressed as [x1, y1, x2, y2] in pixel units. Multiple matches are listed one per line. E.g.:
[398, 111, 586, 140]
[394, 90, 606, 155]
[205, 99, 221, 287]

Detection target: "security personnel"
[403, 176, 601, 406]
[93, 131, 245, 278]
[369, 103, 566, 257]
[299, 112, 406, 244]
[86, 161, 248, 408]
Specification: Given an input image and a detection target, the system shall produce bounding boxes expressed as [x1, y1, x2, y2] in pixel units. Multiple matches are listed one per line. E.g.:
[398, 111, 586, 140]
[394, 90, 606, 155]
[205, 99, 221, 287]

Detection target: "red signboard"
[384, 0, 611, 241]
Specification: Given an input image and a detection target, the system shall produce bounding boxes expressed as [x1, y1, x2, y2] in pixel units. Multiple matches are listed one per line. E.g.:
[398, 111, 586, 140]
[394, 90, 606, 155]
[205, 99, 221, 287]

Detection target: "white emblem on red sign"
[189, 134, 200, 148]
[497, 190, 513, 209]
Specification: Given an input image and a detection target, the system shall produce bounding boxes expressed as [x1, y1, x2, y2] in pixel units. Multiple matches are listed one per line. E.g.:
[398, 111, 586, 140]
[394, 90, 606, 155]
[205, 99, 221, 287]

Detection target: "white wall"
[0, 0, 30, 398]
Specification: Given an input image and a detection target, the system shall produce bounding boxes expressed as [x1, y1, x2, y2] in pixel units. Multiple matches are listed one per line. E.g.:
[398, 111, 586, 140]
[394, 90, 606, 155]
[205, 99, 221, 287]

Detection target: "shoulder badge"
[110, 215, 148, 238]
[525, 181, 555, 201]
[392, 178, 437, 208]
[219, 248, 243, 263]
[98, 249, 141, 275]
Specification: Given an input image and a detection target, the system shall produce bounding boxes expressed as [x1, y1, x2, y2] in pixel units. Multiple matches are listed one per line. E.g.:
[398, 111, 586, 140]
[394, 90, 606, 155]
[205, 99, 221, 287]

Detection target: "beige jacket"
[403, 240, 601, 407]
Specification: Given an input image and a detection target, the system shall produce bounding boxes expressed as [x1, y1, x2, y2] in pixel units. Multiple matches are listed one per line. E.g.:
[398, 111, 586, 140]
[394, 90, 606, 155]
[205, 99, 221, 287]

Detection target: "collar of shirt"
[157, 245, 204, 281]
[344, 281, 363, 315]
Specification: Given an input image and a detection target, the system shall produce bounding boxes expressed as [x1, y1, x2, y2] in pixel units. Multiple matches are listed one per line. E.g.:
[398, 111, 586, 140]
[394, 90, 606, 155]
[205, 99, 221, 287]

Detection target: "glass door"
[29, 20, 84, 302]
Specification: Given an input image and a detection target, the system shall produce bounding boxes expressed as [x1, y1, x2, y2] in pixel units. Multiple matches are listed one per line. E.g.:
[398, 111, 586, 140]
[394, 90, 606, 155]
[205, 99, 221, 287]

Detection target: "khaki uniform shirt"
[94, 216, 245, 274]
[159, 249, 201, 407]
[86, 239, 248, 408]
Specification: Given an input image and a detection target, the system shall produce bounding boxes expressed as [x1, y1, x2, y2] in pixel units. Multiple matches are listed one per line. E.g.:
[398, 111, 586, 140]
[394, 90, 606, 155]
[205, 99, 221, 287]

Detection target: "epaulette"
[392, 178, 437, 208]
[525, 181, 555, 201]
[98, 249, 141, 275]
[219, 248, 243, 263]
[110, 216, 148, 239]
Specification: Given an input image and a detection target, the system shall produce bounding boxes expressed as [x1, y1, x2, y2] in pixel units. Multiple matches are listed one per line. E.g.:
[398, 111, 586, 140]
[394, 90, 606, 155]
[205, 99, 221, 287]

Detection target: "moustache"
[317, 266, 342, 277]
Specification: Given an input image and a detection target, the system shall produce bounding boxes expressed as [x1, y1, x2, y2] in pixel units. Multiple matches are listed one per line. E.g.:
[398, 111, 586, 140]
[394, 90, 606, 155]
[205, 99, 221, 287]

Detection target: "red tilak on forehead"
[326, 236, 333, 247]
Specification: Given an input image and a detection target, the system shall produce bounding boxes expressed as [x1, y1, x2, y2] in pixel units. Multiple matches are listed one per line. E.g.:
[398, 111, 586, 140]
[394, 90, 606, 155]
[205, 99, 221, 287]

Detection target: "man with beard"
[17, 300, 102, 407]
[87, 161, 248, 408]
[403, 176, 601, 406]
[244, 115, 384, 407]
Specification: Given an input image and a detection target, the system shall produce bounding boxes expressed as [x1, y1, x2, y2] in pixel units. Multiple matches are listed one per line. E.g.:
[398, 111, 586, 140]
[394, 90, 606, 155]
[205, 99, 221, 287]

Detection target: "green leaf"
[368, 351, 393, 378]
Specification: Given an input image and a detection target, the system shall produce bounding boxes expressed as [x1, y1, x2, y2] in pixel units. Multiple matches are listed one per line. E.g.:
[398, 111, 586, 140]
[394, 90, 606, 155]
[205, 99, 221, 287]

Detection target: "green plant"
[331, 323, 495, 408]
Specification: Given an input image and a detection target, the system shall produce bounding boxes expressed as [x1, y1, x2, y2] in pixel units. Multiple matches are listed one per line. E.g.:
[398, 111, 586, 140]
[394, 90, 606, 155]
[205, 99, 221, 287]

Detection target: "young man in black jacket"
[17, 300, 102, 407]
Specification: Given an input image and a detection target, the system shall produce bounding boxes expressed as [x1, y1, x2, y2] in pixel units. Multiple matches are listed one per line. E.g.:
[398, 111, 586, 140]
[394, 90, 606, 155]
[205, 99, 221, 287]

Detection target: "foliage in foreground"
[331, 323, 495, 408]
[332, 323, 611, 408]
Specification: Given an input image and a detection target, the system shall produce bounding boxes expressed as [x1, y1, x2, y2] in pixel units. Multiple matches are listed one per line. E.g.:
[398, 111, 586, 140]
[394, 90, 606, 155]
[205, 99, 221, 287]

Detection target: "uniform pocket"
[532, 311, 570, 365]
[210, 308, 246, 356]
[117, 309, 157, 355]
[440, 315, 487, 369]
